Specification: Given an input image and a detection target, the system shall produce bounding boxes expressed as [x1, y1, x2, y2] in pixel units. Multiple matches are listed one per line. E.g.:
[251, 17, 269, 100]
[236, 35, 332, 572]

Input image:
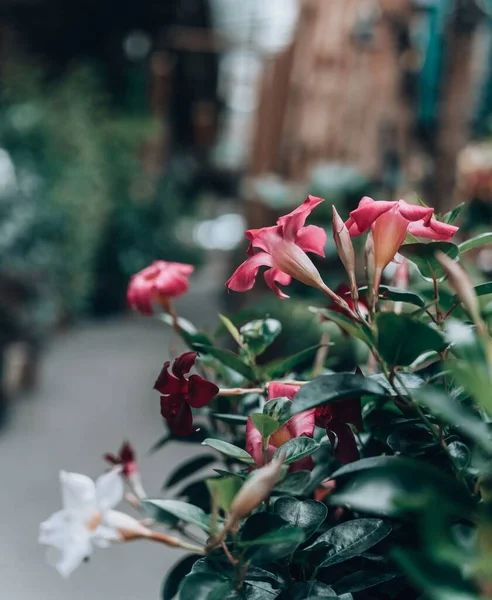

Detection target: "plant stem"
[312, 331, 330, 377]
[217, 387, 264, 396]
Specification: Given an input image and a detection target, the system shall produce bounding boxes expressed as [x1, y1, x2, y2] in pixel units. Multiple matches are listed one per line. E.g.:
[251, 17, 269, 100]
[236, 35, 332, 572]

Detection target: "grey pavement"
[0, 261, 227, 600]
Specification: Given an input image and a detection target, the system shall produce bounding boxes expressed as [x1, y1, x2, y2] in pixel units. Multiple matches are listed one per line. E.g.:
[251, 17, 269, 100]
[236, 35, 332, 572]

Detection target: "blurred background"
[2, 0, 492, 598]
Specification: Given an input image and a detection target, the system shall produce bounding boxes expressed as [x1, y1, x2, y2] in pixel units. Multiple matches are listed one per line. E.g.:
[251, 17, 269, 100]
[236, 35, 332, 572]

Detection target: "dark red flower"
[104, 442, 138, 477]
[155, 352, 219, 436]
[127, 260, 194, 315]
[315, 367, 364, 464]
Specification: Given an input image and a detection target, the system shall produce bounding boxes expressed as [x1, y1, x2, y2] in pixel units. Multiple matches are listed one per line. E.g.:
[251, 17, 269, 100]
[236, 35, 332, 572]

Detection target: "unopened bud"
[332, 206, 358, 302]
[229, 455, 285, 521]
[365, 232, 377, 308]
[436, 251, 485, 332]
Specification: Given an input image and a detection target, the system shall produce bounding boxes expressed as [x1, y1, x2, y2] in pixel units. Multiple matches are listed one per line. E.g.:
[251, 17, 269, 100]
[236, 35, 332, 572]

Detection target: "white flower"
[39, 468, 149, 578]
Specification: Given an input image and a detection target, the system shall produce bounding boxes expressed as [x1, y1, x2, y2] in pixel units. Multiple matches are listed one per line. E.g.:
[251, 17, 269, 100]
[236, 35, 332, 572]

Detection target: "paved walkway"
[0, 267, 226, 599]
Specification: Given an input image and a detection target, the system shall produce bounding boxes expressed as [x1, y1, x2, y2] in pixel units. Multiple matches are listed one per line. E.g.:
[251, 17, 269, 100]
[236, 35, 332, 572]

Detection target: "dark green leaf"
[458, 232, 492, 253]
[273, 437, 320, 464]
[162, 554, 201, 600]
[304, 519, 392, 568]
[312, 308, 374, 346]
[333, 570, 398, 594]
[264, 397, 293, 424]
[142, 499, 213, 532]
[274, 470, 311, 494]
[399, 242, 459, 279]
[288, 374, 386, 416]
[442, 203, 465, 225]
[291, 581, 338, 599]
[392, 549, 478, 600]
[218, 314, 242, 344]
[238, 526, 305, 548]
[250, 413, 281, 437]
[386, 423, 438, 456]
[194, 344, 256, 381]
[360, 285, 425, 307]
[178, 572, 232, 600]
[163, 455, 217, 489]
[413, 387, 492, 453]
[369, 372, 424, 396]
[468, 282, 492, 298]
[202, 438, 255, 464]
[240, 318, 282, 357]
[265, 345, 321, 379]
[210, 413, 248, 425]
[328, 457, 472, 517]
[447, 441, 471, 471]
[274, 497, 327, 538]
[376, 313, 446, 367]
[240, 513, 305, 564]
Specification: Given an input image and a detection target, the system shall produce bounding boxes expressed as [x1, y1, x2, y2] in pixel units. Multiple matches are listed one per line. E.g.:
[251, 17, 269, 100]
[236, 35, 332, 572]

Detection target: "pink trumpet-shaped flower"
[127, 261, 194, 315]
[345, 196, 458, 293]
[246, 382, 315, 471]
[226, 196, 330, 299]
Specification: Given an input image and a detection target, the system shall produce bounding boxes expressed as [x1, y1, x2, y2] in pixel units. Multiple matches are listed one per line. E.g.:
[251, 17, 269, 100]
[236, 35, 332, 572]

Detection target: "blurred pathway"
[0, 260, 226, 600]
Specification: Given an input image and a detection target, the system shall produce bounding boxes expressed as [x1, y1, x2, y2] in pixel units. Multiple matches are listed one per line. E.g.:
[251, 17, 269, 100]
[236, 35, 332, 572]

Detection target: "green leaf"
[359, 285, 425, 307]
[399, 242, 459, 279]
[274, 497, 327, 538]
[458, 232, 492, 253]
[369, 372, 424, 396]
[327, 457, 472, 518]
[273, 437, 320, 464]
[202, 439, 256, 464]
[162, 555, 201, 600]
[392, 549, 478, 600]
[288, 374, 387, 416]
[386, 423, 438, 456]
[240, 318, 282, 357]
[291, 581, 338, 599]
[178, 572, 232, 600]
[305, 519, 392, 569]
[333, 570, 398, 594]
[142, 499, 213, 532]
[413, 387, 492, 453]
[312, 308, 374, 346]
[470, 281, 492, 297]
[442, 203, 465, 225]
[194, 344, 256, 381]
[263, 397, 293, 424]
[274, 470, 311, 494]
[447, 441, 471, 471]
[218, 314, 242, 344]
[237, 526, 306, 548]
[163, 455, 217, 489]
[264, 345, 321, 379]
[206, 476, 242, 512]
[210, 413, 248, 425]
[157, 314, 213, 350]
[250, 413, 281, 437]
[376, 313, 446, 367]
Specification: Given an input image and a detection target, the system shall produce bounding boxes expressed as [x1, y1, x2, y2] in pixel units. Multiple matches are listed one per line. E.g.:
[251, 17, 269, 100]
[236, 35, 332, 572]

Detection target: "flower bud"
[332, 206, 358, 303]
[229, 455, 285, 521]
[436, 251, 485, 332]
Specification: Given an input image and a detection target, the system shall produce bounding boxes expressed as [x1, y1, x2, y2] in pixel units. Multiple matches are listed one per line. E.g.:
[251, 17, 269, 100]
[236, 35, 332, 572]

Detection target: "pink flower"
[104, 442, 137, 478]
[127, 261, 194, 315]
[346, 197, 458, 290]
[246, 382, 315, 471]
[226, 196, 329, 299]
[154, 352, 218, 436]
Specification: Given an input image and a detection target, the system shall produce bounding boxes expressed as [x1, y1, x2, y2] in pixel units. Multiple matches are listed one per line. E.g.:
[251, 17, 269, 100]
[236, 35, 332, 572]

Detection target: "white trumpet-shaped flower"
[39, 468, 149, 578]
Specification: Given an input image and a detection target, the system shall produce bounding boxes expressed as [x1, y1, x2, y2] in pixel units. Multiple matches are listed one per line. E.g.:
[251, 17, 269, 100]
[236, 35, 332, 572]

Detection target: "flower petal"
[48, 536, 92, 578]
[245, 226, 278, 256]
[286, 410, 316, 438]
[187, 374, 219, 408]
[60, 471, 97, 513]
[246, 416, 265, 467]
[407, 218, 458, 241]
[278, 195, 324, 241]
[103, 510, 150, 538]
[327, 421, 360, 464]
[154, 362, 181, 394]
[226, 252, 273, 292]
[95, 468, 124, 512]
[397, 200, 434, 224]
[263, 267, 292, 299]
[160, 395, 194, 436]
[172, 352, 197, 378]
[295, 224, 327, 257]
[267, 382, 300, 401]
[347, 197, 396, 235]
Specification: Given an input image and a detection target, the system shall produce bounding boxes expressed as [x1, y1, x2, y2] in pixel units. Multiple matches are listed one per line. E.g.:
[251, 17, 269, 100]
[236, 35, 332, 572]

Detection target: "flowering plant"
[40, 195, 492, 599]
